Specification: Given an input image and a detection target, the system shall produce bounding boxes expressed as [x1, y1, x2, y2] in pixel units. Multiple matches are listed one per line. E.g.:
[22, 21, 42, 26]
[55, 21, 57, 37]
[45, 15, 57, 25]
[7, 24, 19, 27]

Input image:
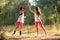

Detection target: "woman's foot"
[20, 30, 22, 35]
[13, 31, 16, 35]
[44, 32, 47, 36]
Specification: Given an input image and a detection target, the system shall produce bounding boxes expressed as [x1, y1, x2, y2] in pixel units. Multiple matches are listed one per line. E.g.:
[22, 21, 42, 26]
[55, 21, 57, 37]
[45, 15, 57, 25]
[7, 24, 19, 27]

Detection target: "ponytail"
[35, 7, 40, 16]
[38, 7, 41, 14]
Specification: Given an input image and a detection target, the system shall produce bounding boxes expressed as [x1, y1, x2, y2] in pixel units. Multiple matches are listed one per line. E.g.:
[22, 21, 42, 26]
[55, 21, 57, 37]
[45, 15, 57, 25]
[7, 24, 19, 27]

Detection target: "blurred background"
[0, 0, 60, 37]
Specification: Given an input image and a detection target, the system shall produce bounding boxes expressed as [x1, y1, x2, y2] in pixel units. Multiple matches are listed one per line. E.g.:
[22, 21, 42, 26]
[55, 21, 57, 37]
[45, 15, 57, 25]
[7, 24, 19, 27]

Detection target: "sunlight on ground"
[0, 25, 60, 39]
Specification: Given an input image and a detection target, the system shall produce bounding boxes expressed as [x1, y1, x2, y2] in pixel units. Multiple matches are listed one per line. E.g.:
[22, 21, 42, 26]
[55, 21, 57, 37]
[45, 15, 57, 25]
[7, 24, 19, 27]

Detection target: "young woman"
[28, 5, 47, 35]
[13, 7, 26, 35]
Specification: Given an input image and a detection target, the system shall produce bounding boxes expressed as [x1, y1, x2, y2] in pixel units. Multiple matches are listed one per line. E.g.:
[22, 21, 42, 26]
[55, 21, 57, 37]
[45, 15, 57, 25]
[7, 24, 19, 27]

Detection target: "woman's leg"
[19, 26, 22, 35]
[13, 26, 18, 34]
[39, 21, 47, 34]
[13, 22, 19, 34]
[35, 22, 39, 34]
[19, 23, 23, 35]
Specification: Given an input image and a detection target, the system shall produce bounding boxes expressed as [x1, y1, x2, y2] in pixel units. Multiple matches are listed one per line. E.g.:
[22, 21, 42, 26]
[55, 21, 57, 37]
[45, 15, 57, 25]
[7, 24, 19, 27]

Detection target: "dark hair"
[20, 6, 24, 10]
[35, 7, 40, 16]
[19, 7, 24, 15]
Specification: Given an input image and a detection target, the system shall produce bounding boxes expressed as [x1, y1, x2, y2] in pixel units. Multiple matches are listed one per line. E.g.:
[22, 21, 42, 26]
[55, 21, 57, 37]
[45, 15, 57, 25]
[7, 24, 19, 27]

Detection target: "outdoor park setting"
[0, 0, 60, 40]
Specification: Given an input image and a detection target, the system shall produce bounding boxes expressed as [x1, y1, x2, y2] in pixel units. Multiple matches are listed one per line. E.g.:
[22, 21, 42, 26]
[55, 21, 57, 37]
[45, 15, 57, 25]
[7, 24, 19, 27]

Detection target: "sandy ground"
[0, 25, 60, 40]
[5, 35, 60, 40]
[1, 32, 60, 40]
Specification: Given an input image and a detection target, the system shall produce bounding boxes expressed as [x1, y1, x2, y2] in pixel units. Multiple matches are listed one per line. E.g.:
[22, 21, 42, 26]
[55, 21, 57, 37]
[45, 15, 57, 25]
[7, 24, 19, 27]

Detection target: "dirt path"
[2, 34, 60, 40]
[0, 32, 60, 40]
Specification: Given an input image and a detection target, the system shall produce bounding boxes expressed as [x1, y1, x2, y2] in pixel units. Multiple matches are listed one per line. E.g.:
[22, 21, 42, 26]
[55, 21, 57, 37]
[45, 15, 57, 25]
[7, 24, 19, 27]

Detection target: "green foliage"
[24, 12, 34, 25]
[0, 0, 28, 25]
[35, 0, 60, 25]
[0, 0, 60, 25]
